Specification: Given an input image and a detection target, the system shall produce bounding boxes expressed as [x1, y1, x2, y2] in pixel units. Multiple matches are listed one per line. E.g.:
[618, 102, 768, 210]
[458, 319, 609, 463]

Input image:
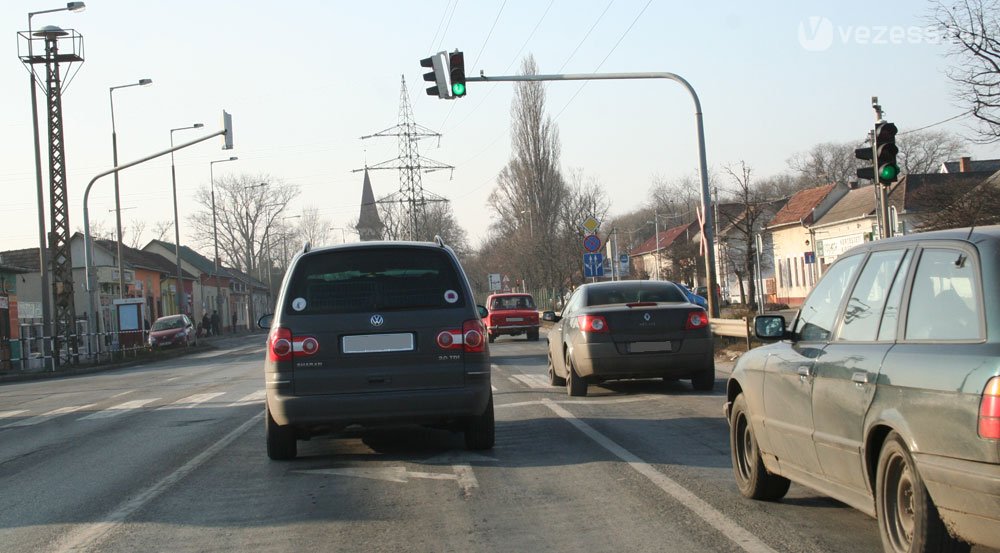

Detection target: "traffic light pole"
[466, 71, 720, 317]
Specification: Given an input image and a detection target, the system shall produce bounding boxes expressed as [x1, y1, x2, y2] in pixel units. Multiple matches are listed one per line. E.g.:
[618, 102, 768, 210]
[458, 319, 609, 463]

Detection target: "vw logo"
[643, 313, 651, 322]
[370, 314, 384, 327]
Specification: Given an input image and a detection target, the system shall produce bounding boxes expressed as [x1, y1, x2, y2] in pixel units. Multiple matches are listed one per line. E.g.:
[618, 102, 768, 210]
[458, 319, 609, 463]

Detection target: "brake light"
[577, 315, 609, 333]
[268, 327, 292, 362]
[685, 310, 709, 330]
[437, 330, 462, 349]
[463, 319, 485, 352]
[979, 376, 1000, 439]
[292, 336, 319, 357]
[626, 302, 657, 308]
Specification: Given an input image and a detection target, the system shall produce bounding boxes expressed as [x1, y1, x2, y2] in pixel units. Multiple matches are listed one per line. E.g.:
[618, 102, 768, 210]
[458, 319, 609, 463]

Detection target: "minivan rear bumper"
[915, 453, 1000, 549]
[268, 380, 492, 429]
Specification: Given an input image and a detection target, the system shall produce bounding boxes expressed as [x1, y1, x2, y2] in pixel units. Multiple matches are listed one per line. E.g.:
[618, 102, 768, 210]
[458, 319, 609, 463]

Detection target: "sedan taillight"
[685, 310, 709, 330]
[979, 376, 1000, 439]
[577, 315, 609, 333]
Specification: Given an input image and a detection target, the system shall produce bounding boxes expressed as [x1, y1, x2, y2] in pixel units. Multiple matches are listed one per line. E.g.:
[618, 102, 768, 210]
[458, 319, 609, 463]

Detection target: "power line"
[426, 0, 453, 55]
[434, 0, 461, 53]
[898, 110, 972, 135]
[557, 0, 615, 73]
[439, 0, 508, 130]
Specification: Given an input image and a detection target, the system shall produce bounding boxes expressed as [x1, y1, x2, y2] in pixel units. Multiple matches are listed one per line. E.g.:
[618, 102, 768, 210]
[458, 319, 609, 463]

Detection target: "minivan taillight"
[979, 376, 1000, 439]
[577, 315, 609, 333]
[685, 310, 709, 330]
[268, 327, 292, 362]
[463, 319, 486, 353]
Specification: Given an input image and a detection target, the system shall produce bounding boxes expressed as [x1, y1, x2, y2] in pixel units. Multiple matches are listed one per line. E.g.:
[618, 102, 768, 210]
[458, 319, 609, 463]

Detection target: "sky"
[0, 0, 994, 256]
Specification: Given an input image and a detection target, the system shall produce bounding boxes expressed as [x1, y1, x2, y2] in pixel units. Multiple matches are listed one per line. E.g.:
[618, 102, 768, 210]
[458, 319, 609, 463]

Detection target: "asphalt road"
[0, 332, 995, 553]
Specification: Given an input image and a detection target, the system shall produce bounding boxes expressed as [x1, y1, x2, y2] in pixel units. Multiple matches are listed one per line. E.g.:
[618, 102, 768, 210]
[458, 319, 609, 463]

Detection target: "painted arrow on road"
[296, 463, 484, 497]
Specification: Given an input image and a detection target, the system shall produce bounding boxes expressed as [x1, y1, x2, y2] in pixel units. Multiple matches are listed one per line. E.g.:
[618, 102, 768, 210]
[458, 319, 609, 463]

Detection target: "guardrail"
[710, 317, 750, 348]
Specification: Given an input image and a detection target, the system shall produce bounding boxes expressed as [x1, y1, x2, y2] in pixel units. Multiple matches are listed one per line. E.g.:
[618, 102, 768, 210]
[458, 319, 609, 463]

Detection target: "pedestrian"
[202, 312, 212, 336]
[211, 310, 221, 336]
[231, 311, 238, 333]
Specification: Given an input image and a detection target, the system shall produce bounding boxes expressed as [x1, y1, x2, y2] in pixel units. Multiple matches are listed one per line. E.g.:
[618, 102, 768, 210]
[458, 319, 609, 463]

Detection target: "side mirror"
[257, 314, 274, 329]
[542, 310, 561, 323]
[754, 315, 787, 341]
[476, 305, 488, 319]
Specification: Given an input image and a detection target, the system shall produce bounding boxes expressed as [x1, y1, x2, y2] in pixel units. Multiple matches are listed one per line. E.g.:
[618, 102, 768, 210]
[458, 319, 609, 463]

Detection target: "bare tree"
[151, 220, 173, 242]
[718, 161, 776, 310]
[911, 174, 1000, 230]
[188, 173, 300, 274]
[125, 219, 147, 249]
[296, 206, 331, 248]
[897, 129, 968, 174]
[787, 141, 860, 186]
[935, 0, 1000, 142]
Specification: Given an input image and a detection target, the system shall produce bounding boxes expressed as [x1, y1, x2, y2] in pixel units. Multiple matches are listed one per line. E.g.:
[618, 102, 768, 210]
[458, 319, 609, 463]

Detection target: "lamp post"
[170, 122, 203, 315]
[519, 209, 533, 238]
[110, 78, 152, 300]
[209, 156, 238, 317]
[25, 2, 85, 369]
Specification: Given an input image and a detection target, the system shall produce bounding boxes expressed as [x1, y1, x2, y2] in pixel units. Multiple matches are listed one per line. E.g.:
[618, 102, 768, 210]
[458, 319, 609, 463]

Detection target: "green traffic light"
[879, 164, 899, 181]
[452, 82, 466, 96]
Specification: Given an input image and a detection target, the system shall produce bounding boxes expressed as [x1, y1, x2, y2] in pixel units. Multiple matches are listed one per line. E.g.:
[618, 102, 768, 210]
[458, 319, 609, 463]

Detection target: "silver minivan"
[259, 239, 493, 460]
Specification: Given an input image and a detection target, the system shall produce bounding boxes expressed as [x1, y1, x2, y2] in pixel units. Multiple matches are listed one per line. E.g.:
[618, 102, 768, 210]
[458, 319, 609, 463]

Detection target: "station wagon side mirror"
[476, 305, 488, 319]
[257, 314, 273, 329]
[754, 315, 787, 341]
[542, 310, 561, 323]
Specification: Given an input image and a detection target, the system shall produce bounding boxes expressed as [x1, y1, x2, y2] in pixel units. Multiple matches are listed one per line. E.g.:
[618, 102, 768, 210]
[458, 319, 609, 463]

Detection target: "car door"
[549, 289, 582, 377]
[762, 253, 862, 474]
[812, 248, 911, 493]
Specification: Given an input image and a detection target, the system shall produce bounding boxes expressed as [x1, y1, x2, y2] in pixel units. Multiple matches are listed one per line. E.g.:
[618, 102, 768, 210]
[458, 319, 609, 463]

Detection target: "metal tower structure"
[20, 26, 84, 365]
[353, 76, 452, 240]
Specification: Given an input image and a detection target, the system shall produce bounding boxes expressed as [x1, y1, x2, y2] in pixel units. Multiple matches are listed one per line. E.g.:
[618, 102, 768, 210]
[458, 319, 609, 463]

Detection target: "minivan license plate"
[342, 333, 414, 353]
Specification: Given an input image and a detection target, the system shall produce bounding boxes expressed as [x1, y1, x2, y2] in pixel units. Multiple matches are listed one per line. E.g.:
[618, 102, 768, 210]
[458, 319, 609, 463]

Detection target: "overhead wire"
[898, 110, 972, 135]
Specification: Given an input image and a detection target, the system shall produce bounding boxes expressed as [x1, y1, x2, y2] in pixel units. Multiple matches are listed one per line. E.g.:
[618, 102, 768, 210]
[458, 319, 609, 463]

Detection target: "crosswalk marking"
[511, 374, 551, 389]
[226, 390, 265, 407]
[0, 410, 28, 420]
[159, 392, 226, 410]
[78, 399, 158, 421]
[3, 404, 96, 428]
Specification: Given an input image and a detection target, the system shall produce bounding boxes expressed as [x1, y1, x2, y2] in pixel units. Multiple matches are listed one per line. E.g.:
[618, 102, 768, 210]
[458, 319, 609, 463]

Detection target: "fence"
[3, 319, 152, 373]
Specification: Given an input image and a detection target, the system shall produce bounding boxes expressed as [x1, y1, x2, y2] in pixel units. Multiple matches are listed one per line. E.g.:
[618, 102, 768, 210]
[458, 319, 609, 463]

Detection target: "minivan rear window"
[285, 248, 466, 314]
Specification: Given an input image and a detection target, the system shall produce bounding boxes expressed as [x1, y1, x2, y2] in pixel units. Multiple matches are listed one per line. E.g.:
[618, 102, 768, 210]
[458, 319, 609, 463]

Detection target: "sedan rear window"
[586, 283, 686, 306]
[285, 248, 466, 314]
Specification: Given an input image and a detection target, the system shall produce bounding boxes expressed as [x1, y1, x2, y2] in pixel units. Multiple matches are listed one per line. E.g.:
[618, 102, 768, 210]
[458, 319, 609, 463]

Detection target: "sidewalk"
[0, 329, 266, 384]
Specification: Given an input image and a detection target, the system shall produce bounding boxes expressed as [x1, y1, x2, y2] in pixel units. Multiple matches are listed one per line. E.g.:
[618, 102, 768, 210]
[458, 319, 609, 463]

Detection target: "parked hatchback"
[259, 239, 494, 460]
[725, 226, 1000, 552]
[148, 314, 197, 348]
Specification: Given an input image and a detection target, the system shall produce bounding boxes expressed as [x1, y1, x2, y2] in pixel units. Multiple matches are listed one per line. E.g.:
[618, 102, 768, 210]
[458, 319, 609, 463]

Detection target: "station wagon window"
[794, 253, 862, 342]
[876, 250, 912, 342]
[839, 249, 908, 342]
[904, 248, 981, 341]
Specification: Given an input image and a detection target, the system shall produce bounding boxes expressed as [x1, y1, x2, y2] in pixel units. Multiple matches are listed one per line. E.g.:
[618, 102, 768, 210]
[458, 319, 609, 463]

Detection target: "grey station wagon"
[725, 226, 1000, 553]
[260, 239, 493, 460]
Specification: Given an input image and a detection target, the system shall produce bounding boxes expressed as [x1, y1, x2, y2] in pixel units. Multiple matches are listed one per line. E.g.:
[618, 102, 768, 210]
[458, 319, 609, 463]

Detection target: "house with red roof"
[629, 221, 700, 283]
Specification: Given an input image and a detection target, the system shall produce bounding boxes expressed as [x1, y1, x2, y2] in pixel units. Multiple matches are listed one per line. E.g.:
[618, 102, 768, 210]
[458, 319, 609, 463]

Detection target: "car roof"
[840, 225, 1000, 258]
[300, 240, 457, 257]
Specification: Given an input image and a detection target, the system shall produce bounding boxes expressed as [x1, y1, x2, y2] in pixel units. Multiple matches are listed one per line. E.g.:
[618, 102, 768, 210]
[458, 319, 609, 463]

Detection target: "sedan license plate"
[342, 333, 414, 353]
[630, 341, 672, 353]
[506, 317, 524, 322]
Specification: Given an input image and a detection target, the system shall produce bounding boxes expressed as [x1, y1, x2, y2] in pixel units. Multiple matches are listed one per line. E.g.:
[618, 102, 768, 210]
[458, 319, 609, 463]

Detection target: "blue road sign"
[804, 251, 816, 264]
[619, 253, 629, 264]
[583, 234, 601, 253]
[583, 253, 605, 277]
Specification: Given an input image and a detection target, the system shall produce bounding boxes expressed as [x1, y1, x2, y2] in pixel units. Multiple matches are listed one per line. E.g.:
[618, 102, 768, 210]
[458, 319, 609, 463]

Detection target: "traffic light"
[420, 51, 452, 99]
[449, 50, 466, 98]
[855, 121, 900, 185]
[874, 121, 899, 185]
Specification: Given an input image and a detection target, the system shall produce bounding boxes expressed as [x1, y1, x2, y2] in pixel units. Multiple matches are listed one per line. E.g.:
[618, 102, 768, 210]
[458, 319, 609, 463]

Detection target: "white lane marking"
[226, 390, 266, 407]
[164, 377, 182, 382]
[3, 404, 96, 428]
[494, 396, 655, 410]
[52, 412, 262, 553]
[110, 391, 133, 399]
[0, 410, 28, 420]
[158, 392, 225, 410]
[78, 399, 158, 421]
[511, 374, 551, 389]
[491, 385, 497, 392]
[297, 465, 477, 497]
[507, 377, 519, 386]
[541, 398, 778, 553]
[452, 464, 478, 498]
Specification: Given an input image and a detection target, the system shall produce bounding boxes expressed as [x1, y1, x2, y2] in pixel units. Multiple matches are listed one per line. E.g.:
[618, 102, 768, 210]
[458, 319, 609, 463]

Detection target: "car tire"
[876, 432, 969, 553]
[488, 332, 496, 344]
[464, 394, 495, 450]
[691, 365, 716, 391]
[266, 404, 297, 461]
[730, 394, 790, 501]
[547, 351, 566, 386]
[528, 329, 539, 341]
[566, 353, 587, 397]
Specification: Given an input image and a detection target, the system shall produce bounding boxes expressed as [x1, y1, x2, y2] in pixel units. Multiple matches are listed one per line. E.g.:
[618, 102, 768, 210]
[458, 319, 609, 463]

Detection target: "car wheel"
[566, 353, 588, 397]
[528, 329, 539, 341]
[266, 404, 297, 461]
[488, 332, 496, 344]
[464, 394, 495, 450]
[876, 432, 968, 553]
[691, 365, 716, 391]
[730, 394, 790, 501]
[547, 351, 566, 386]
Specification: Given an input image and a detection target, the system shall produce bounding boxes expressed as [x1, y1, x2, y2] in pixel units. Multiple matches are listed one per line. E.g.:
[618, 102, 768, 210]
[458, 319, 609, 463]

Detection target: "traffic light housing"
[449, 50, 466, 97]
[855, 121, 900, 186]
[420, 51, 452, 99]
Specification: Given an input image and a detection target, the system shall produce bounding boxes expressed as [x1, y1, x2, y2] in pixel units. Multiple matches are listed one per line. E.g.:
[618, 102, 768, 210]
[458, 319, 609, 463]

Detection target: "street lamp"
[169, 122, 204, 315]
[209, 156, 238, 316]
[110, 77, 152, 299]
[519, 209, 534, 238]
[25, 2, 85, 369]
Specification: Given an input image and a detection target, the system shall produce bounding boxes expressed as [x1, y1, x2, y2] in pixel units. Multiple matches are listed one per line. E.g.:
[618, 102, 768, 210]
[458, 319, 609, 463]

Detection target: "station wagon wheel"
[547, 350, 565, 386]
[729, 394, 789, 501]
[876, 432, 968, 553]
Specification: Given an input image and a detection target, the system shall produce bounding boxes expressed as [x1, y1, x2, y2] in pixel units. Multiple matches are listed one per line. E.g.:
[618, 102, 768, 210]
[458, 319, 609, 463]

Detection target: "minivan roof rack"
[434, 235, 445, 247]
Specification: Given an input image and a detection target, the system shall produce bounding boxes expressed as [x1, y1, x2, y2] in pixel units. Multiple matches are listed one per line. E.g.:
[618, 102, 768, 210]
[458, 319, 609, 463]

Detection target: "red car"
[148, 314, 198, 348]
[484, 293, 540, 342]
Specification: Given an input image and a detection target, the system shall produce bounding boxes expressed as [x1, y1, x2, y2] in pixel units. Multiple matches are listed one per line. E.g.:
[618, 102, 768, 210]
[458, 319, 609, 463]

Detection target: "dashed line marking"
[511, 374, 551, 389]
[3, 404, 97, 428]
[226, 390, 266, 407]
[158, 392, 225, 410]
[78, 399, 159, 421]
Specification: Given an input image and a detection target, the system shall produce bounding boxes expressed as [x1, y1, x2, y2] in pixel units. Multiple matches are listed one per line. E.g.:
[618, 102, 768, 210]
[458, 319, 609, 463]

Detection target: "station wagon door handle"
[797, 366, 812, 377]
[851, 372, 870, 384]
